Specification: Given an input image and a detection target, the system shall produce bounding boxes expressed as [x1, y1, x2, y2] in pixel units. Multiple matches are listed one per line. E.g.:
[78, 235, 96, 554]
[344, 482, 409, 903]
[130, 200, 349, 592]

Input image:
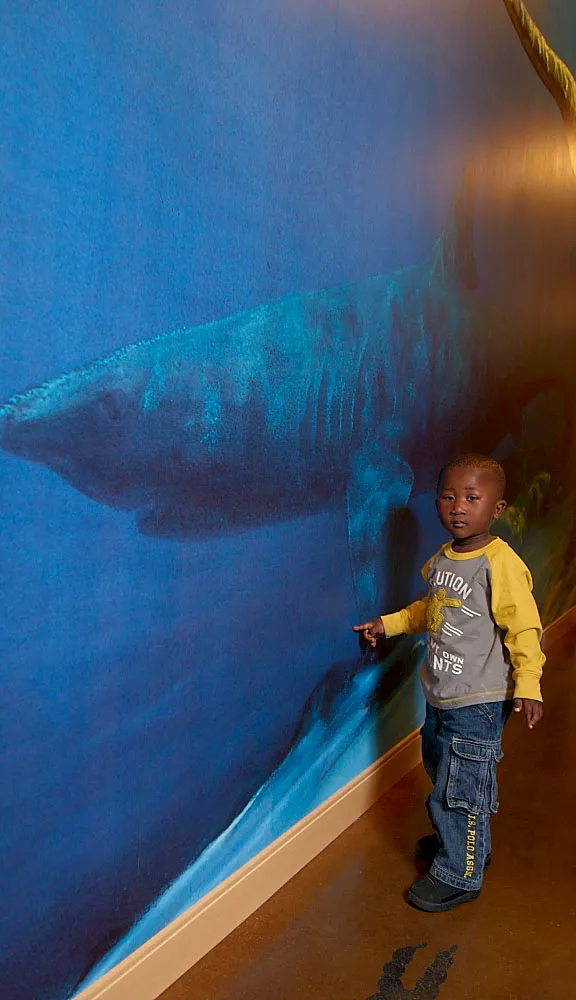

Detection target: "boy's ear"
[493, 500, 507, 520]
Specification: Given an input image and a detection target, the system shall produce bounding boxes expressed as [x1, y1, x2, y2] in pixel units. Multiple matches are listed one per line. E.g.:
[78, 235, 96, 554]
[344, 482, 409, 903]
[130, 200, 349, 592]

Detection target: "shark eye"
[98, 390, 127, 422]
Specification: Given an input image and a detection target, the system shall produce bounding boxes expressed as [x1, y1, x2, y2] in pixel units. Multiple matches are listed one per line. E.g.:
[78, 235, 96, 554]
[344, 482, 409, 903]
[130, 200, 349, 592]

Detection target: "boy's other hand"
[352, 618, 385, 648]
[513, 698, 544, 729]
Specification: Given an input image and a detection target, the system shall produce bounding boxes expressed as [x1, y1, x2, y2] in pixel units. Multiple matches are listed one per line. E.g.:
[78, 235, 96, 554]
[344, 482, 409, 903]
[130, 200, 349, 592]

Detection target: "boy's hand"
[352, 618, 385, 648]
[513, 698, 544, 729]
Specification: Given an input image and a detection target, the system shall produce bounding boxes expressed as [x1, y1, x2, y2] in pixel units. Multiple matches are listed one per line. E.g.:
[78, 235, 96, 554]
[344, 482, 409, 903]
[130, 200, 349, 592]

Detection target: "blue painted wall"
[1, 3, 575, 998]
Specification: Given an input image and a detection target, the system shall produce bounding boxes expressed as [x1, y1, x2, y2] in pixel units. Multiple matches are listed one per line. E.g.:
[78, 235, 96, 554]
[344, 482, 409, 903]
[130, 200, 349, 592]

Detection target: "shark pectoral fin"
[346, 449, 414, 622]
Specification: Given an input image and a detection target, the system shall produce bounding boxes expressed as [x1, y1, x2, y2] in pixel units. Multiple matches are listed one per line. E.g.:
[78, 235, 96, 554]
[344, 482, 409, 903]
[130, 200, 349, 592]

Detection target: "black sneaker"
[415, 834, 492, 868]
[408, 872, 481, 912]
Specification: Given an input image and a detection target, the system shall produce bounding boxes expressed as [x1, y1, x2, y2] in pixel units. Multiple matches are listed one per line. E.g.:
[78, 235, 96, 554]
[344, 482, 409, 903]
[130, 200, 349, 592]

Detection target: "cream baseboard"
[75, 726, 422, 1000]
[75, 604, 576, 1000]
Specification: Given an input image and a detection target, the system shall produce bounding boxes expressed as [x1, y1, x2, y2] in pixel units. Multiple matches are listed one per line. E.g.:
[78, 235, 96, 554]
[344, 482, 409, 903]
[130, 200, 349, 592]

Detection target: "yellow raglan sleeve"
[380, 556, 433, 637]
[489, 546, 545, 702]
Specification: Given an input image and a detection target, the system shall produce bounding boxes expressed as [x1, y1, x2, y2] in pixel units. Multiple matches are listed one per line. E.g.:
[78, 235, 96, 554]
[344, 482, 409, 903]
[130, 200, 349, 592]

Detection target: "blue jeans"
[422, 700, 512, 891]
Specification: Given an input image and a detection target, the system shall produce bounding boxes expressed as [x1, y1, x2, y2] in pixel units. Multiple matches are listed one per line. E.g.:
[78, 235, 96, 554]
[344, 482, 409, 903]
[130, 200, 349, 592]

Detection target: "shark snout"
[0, 402, 77, 476]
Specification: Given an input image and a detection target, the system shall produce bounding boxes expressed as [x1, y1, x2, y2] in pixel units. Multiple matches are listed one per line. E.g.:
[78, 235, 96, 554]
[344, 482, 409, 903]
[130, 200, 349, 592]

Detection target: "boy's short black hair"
[437, 453, 506, 498]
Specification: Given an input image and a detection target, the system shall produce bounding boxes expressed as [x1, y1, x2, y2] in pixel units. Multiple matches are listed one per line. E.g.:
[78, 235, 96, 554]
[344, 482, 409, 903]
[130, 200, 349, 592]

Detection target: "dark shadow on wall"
[371, 504, 422, 722]
[353, 503, 429, 859]
[369, 505, 425, 822]
[355, 504, 421, 655]
[382, 506, 421, 614]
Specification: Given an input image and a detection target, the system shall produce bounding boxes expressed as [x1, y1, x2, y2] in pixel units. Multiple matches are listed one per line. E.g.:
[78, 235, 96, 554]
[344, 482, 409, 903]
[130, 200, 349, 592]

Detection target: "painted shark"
[0, 171, 487, 617]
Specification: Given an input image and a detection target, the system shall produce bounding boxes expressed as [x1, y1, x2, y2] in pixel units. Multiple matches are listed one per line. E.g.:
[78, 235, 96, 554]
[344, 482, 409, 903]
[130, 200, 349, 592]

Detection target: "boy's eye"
[467, 496, 479, 502]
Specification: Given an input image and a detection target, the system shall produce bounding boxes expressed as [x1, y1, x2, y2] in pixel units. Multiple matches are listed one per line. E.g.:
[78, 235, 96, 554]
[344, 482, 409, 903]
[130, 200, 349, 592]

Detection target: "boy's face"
[436, 466, 506, 543]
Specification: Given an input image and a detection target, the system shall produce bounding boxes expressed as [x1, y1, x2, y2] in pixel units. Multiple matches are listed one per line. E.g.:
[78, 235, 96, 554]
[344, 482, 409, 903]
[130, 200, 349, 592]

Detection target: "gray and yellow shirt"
[381, 536, 545, 710]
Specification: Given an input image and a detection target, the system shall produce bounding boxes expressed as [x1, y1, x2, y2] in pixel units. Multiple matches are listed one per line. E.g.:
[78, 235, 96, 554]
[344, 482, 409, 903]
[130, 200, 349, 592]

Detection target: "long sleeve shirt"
[380, 536, 544, 709]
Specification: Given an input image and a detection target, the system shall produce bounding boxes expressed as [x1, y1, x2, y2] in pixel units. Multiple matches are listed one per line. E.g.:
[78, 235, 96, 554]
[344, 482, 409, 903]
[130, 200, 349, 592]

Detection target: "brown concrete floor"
[161, 629, 576, 1000]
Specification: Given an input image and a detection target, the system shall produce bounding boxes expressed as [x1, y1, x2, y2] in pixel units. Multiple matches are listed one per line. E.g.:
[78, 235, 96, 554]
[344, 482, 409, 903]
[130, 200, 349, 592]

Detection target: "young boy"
[353, 454, 544, 913]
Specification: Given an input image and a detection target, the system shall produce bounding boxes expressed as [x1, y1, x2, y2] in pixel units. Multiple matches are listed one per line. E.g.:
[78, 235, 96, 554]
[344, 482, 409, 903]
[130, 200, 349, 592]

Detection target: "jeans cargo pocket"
[488, 748, 504, 814]
[446, 738, 495, 815]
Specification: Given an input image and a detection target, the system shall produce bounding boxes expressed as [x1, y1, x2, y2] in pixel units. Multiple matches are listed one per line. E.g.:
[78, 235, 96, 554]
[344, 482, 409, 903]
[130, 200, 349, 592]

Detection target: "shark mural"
[0, 171, 487, 618]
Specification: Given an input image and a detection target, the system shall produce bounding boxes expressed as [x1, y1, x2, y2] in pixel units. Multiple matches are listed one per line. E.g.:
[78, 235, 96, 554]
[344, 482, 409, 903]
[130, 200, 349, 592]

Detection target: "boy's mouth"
[451, 520, 467, 529]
